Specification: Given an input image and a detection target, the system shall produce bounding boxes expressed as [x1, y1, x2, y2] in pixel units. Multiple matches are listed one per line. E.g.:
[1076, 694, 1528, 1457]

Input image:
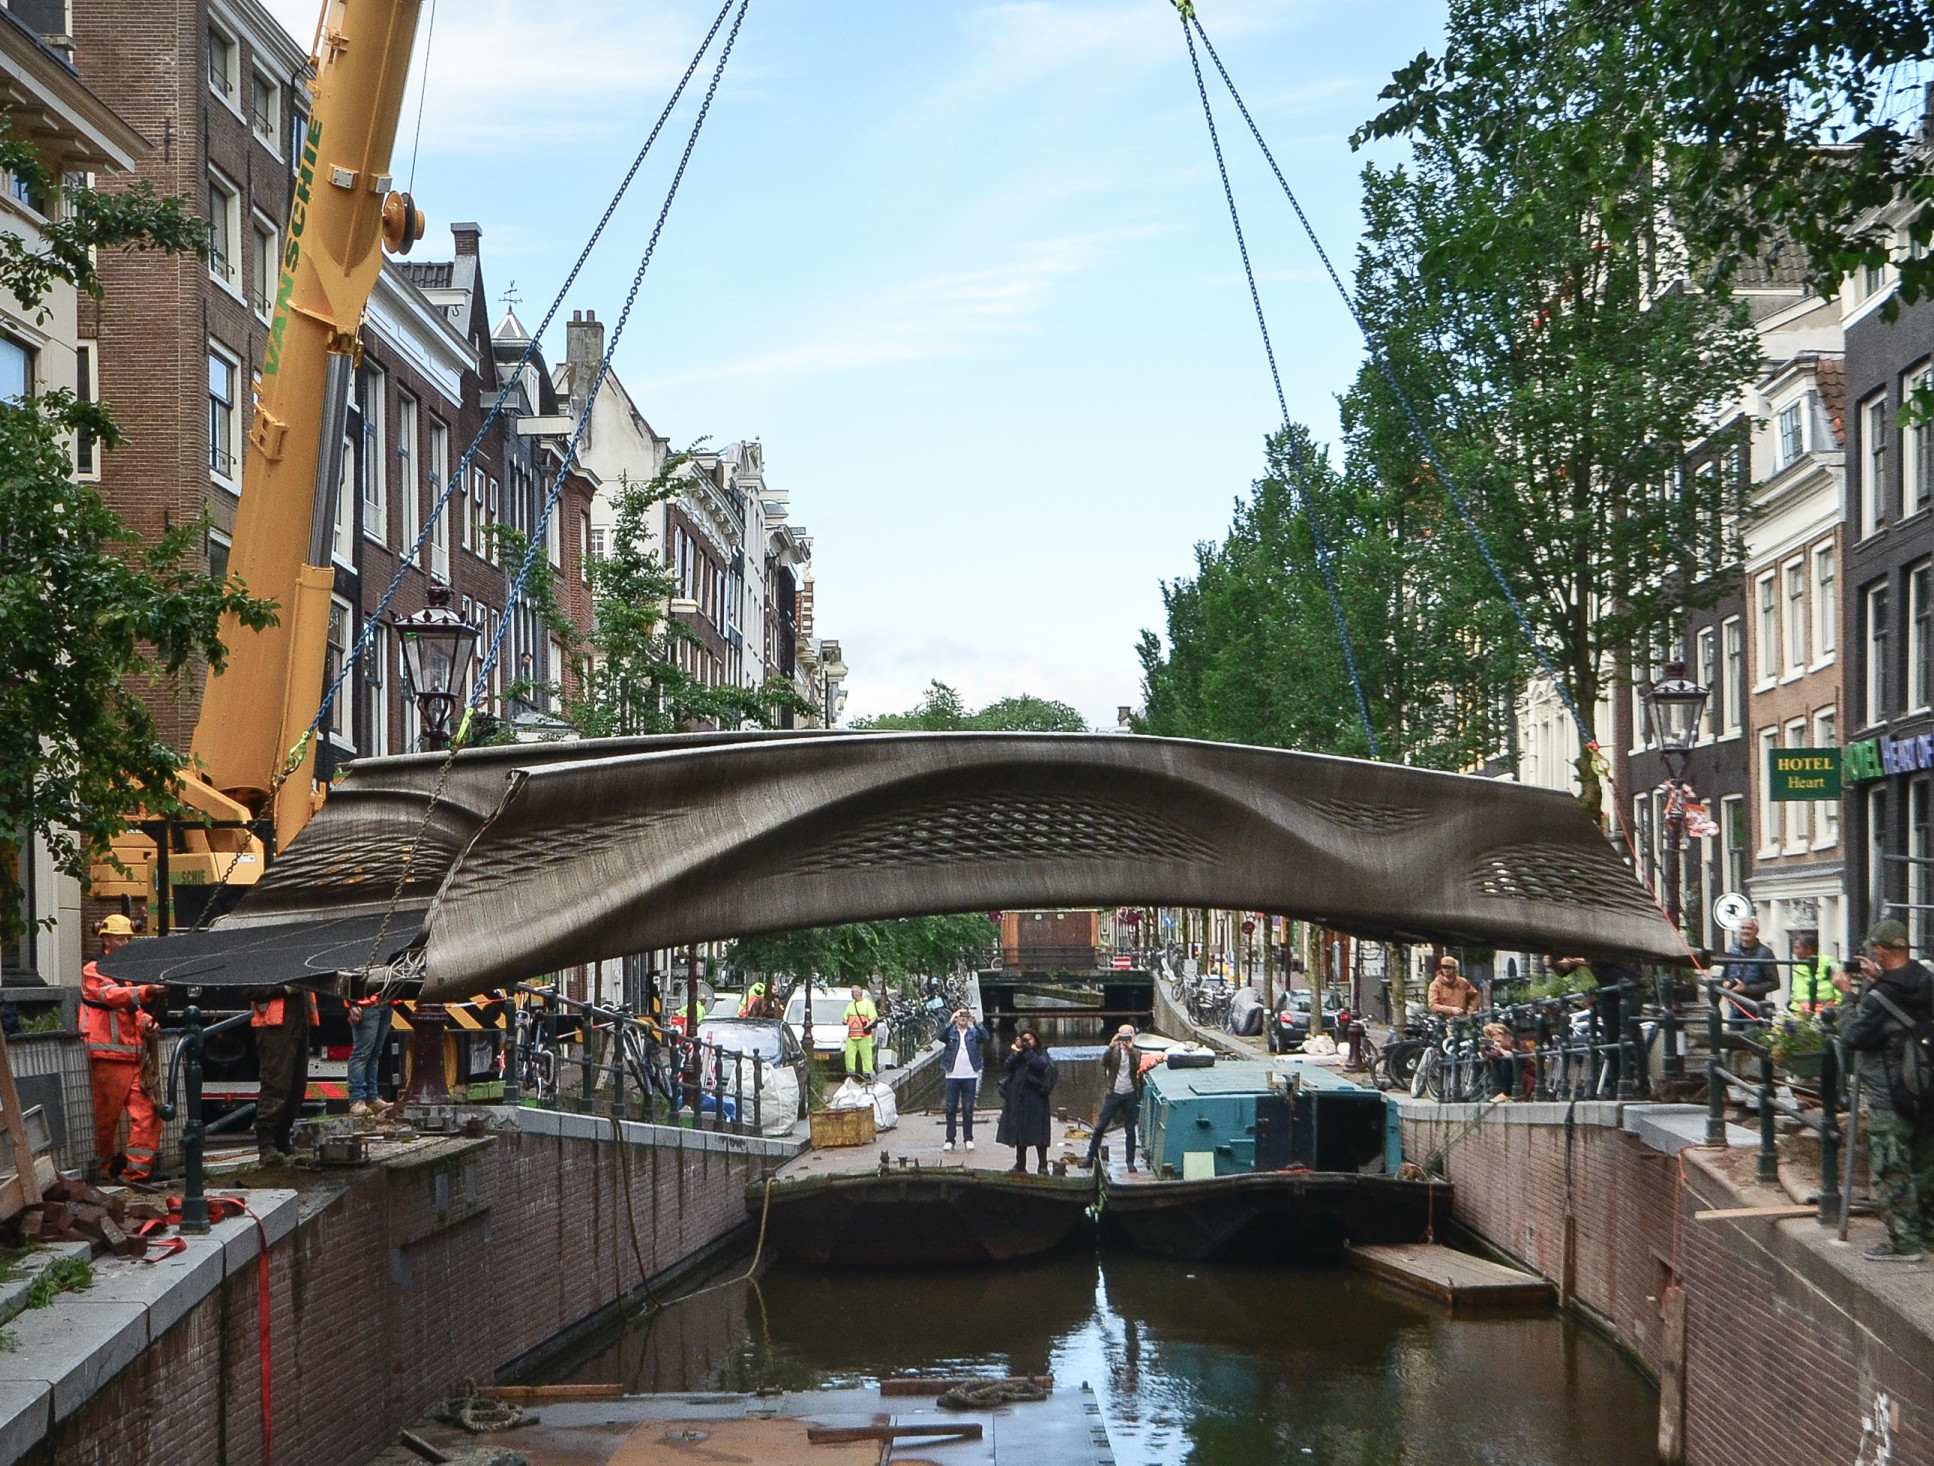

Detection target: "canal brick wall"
[22, 1112, 791, 1466]
[1399, 1099, 1934, 1466]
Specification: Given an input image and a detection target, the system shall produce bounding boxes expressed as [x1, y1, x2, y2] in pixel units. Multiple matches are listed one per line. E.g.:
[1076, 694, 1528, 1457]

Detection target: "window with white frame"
[250, 216, 276, 318]
[364, 623, 388, 757]
[1756, 572, 1779, 681]
[1862, 394, 1888, 537]
[1722, 794, 1746, 894]
[250, 71, 279, 150]
[332, 429, 354, 565]
[207, 173, 239, 287]
[1915, 781, 1932, 954]
[0, 335, 31, 402]
[360, 367, 386, 545]
[429, 418, 449, 580]
[1785, 718, 1811, 848]
[1867, 580, 1890, 724]
[546, 497, 561, 568]
[589, 526, 606, 562]
[397, 393, 420, 555]
[207, 347, 238, 483]
[1815, 543, 1837, 658]
[325, 598, 353, 744]
[1722, 616, 1744, 732]
[74, 340, 96, 477]
[207, 26, 238, 106]
[1907, 365, 1932, 518]
[580, 512, 592, 583]
[1814, 707, 1838, 844]
[468, 467, 486, 557]
[1696, 627, 1719, 739]
[487, 476, 501, 564]
[1915, 562, 1934, 712]
[1778, 401, 1805, 467]
[1758, 726, 1780, 852]
[1786, 558, 1808, 671]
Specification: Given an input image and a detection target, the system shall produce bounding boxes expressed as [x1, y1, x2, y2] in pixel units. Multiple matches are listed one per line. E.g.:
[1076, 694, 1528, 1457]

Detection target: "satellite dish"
[1713, 892, 1755, 933]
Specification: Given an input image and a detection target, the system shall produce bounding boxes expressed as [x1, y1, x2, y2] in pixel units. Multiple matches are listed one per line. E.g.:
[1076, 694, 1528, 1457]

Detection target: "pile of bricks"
[7, 1177, 165, 1257]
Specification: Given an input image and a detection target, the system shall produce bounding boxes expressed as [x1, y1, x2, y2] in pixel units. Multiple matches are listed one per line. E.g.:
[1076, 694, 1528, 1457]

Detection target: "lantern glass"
[1645, 659, 1710, 755]
[395, 586, 478, 701]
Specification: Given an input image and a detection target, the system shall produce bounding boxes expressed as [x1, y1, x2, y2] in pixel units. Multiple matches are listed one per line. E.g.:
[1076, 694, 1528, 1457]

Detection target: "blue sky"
[266, 0, 1444, 726]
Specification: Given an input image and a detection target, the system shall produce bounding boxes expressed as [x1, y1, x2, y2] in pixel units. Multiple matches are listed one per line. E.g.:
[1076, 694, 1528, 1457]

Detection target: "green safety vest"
[1787, 957, 1836, 1012]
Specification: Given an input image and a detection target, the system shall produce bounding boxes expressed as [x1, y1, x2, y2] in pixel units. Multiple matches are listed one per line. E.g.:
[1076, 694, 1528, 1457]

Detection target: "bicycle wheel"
[1419, 1049, 1445, 1100]
[1382, 1040, 1424, 1092]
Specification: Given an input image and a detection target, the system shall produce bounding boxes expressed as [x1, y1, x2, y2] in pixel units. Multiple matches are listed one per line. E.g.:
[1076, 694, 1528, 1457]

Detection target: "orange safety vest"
[251, 990, 320, 1028]
[81, 961, 153, 1064]
[844, 999, 876, 1038]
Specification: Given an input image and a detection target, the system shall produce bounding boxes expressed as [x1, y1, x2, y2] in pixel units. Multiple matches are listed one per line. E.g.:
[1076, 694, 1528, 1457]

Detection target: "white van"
[782, 984, 854, 1064]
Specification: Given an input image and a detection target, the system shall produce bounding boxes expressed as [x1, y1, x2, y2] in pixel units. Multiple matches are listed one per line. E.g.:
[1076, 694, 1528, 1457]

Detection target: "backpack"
[1868, 985, 1934, 1121]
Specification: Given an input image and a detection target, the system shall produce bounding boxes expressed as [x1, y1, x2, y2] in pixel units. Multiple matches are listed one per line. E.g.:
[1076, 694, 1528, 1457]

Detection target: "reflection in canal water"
[547, 1253, 1657, 1466]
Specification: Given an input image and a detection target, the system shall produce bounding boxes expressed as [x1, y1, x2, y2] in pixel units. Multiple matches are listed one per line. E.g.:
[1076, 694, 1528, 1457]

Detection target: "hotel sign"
[1768, 748, 1841, 801]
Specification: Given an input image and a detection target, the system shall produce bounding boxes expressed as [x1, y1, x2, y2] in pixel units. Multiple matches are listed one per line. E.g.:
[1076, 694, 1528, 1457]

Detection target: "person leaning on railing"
[1834, 920, 1934, 1263]
[1427, 957, 1479, 1019]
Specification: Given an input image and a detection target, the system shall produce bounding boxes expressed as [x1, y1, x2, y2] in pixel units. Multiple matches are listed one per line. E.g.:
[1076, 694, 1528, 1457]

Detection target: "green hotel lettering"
[263, 118, 322, 378]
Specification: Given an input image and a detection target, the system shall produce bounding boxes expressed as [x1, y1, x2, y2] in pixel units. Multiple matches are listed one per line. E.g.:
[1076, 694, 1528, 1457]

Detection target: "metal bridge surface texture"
[103, 731, 1683, 999]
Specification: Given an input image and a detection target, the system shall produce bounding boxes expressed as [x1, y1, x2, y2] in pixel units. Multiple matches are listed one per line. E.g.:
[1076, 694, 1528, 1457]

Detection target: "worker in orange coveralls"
[81, 914, 164, 1183]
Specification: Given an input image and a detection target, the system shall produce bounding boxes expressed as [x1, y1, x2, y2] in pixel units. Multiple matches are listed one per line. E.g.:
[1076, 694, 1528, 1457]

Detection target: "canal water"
[542, 1252, 1657, 1466]
[534, 1042, 1657, 1464]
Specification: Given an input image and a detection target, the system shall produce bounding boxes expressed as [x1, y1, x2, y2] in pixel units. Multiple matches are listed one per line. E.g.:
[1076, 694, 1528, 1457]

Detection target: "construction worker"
[1787, 930, 1836, 1015]
[252, 983, 318, 1164]
[81, 915, 164, 1183]
[346, 991, 391, 1119]
[842, 983, 878, 1081]
[738, 981, 769, 1018]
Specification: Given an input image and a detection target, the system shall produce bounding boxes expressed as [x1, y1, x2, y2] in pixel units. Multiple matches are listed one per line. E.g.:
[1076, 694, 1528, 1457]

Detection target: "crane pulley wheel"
[382, 190, 425, 255]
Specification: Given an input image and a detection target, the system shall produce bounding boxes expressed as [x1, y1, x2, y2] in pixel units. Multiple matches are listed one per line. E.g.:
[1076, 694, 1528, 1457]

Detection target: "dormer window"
[1777, 401, 1804, 468]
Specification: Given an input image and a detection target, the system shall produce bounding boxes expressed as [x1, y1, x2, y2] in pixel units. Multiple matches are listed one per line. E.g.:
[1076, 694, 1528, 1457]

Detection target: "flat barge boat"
[1098, 1058, 1451, 1261]
[752, 1110, 1095, 1266]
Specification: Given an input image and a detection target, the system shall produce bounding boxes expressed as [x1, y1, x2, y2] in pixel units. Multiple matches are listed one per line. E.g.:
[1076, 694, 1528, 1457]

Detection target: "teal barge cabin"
[1098, 1058, 1450, 1262]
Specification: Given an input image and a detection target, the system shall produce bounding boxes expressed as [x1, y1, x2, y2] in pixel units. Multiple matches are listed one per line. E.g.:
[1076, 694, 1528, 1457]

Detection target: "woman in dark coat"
[996, 1030, 1055, 1174]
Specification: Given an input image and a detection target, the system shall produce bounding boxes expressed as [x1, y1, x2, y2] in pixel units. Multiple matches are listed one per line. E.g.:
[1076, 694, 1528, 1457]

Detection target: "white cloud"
[636, 227, 1146, 386]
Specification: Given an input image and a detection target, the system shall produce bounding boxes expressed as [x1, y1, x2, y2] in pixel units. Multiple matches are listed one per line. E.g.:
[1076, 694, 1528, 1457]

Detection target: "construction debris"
[4, 1177, 153, 1257]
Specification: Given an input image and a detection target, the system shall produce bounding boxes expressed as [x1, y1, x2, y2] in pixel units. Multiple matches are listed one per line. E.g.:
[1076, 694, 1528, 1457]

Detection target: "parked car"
[693, 1017, 807, 1136]
[1269, 989, 1345, 1053]
[782, 984, 855, 1065]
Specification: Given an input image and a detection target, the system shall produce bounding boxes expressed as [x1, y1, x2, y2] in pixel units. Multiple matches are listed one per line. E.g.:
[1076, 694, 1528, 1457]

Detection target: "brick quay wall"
[26, 1113, 788, 1466]
[1399, 1099, 1934, 1466]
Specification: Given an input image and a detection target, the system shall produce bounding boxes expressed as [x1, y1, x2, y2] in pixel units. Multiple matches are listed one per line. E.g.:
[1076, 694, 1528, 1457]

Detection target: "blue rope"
[1185, 8, 1599, 753]
[1180, 11, 1379, 757]
[466, 0, 749, 719]
[304, 0, 739, 753]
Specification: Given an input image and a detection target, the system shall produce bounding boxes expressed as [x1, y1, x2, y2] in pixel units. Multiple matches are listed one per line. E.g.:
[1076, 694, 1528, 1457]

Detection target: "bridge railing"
[507, 984, 772, 1138]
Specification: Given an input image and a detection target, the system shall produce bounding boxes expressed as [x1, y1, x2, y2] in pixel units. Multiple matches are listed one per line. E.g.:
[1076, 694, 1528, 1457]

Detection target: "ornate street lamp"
[1643, 659, 1710, 784]
[395, 584, 480, 752]
[1643, 659, 1710, 1084]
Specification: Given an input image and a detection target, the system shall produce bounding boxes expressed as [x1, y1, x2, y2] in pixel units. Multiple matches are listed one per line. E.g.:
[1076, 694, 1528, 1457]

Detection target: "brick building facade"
[71, 0, 311, 752]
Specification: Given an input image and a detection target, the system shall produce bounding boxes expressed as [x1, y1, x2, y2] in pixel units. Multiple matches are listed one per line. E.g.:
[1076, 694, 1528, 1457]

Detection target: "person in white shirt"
[940, 1008, 990, 1151]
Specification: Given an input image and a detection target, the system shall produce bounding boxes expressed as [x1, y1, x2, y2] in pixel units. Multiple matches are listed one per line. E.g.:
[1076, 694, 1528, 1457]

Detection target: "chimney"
[565, 309, 603, 405]
[1117, 706, 1132, 729]
[451, 221, 482, 257]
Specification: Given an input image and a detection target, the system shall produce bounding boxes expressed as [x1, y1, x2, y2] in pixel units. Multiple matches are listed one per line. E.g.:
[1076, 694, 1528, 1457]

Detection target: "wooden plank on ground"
[1691, 1206, 1815, 1222]
[880, 1375, 1052, 1396]
[1348, 1242, 1554, 1312]
[478, 1383, 624, 1401]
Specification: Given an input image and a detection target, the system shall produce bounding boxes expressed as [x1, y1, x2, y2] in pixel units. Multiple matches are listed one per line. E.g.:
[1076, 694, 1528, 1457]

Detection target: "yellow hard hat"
[100, 914, 135, 937]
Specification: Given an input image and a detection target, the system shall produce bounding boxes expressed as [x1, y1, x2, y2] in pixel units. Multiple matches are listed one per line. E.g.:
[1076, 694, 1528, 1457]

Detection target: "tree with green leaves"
[1343, 0, 1764, 813]
[1, 127, 274, 945]
[853, 681, 1086, 733]
[1138, 423, 1494, 766]
[728, 913, 997, 990]
[496, 453, 808, 739]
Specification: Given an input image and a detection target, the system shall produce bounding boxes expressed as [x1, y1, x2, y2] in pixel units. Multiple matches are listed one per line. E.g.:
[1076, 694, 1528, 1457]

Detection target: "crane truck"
[91, 0, 427, 928]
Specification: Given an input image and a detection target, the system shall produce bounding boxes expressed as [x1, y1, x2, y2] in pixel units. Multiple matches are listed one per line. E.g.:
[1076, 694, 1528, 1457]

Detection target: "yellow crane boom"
[193, 0, 424, 842]
[94, 0, 425, 920]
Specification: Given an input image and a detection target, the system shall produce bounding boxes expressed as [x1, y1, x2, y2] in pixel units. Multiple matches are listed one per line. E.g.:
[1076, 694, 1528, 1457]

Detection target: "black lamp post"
[395, 583, 480, 752]
[1644, 658, 1710, 1082]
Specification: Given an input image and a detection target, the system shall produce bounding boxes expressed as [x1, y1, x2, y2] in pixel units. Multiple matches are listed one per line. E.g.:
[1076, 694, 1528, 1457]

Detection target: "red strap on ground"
[138, 1236, 187, 1263]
